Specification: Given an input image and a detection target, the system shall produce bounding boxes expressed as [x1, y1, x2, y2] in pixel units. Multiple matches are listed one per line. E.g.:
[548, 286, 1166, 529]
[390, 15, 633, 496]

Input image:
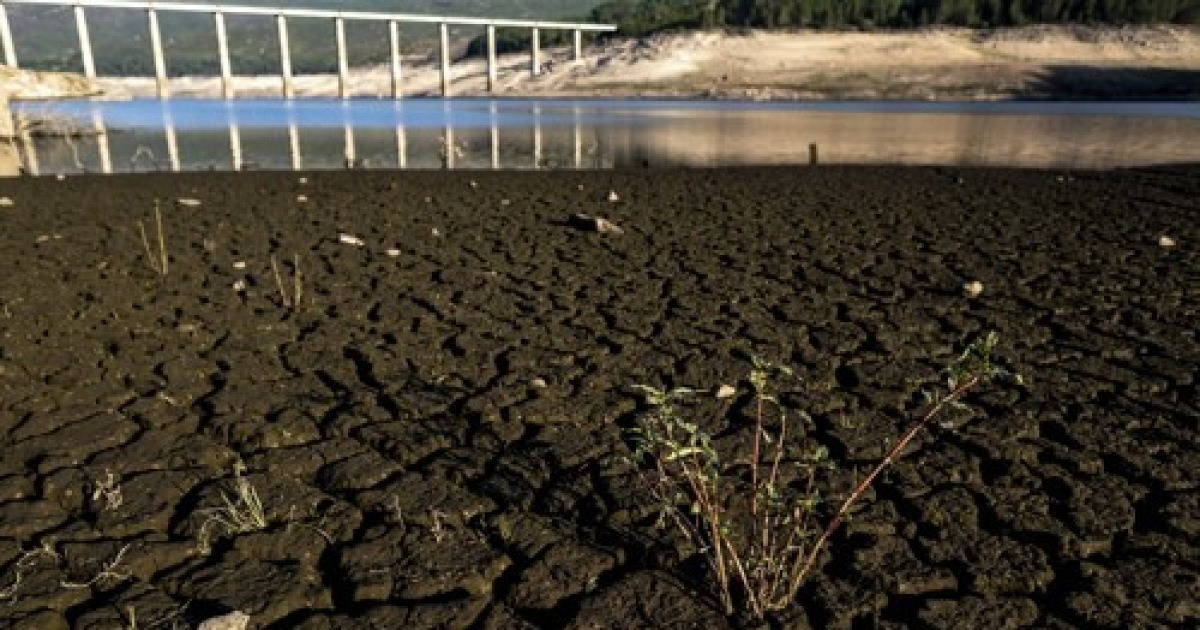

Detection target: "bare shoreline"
[89, 26, 1200, 102]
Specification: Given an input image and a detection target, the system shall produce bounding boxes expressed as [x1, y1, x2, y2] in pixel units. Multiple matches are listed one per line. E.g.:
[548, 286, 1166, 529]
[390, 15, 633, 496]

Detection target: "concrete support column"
[485, 24, 496, 92]
[74, 4, 96, 79]
[438, 22, 450, 97]
[573, 29, 582, 61]
[335, 17, 349, 99]
[0, 4, 18, 68]
[530, 27, 540, 76]
[148, 9, 169, 99]
[214, 12, 234, 99]
[277, 14, 294, 99]
[388, 20, 402, 99]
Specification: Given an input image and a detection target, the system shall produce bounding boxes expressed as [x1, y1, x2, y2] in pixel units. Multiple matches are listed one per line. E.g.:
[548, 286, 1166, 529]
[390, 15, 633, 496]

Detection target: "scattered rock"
[198, 611, 250, 630]
[715, 384, 737, 399]
[963, 280, 984, 298]
[1159, 235, 1177, 249]
[385, 248, 401, 257]
[500, 199, 512, 206]
[339, 233, 365, 247]
[469, 180, 478, 188]
[432, 228, 442, 237]
[607, 190, 620, 202]
[298, 177, 308, 184]
[232, 261, 247, 270]
[176, 198, 202, 207]
[296, 194, 308, 203]
[530, 377, 548, 389]
[570, 213, 624, 235]
[232, 279, 248, 293]
[0, 197, 13, 207]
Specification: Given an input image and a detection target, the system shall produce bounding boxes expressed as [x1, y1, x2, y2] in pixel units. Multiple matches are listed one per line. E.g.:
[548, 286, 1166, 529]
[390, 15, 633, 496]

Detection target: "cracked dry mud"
[0, 166, 1196, 628]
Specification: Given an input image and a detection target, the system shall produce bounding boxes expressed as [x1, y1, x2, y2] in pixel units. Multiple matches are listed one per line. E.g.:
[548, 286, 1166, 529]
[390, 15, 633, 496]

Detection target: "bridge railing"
[0, 0, 618, 98]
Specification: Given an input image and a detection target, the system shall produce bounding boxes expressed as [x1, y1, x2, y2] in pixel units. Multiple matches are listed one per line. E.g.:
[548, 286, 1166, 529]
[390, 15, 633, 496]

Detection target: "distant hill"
[5, 1, 607, 75]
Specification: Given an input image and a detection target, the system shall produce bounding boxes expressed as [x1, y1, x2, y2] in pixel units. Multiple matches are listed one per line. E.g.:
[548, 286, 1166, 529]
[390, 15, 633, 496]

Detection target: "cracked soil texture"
[0, 166, 1196, 628]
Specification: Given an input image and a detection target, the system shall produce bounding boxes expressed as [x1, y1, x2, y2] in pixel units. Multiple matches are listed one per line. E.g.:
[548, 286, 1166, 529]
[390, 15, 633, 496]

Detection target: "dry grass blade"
[271, 254, 303, 309]
[138, 201, 168, 275]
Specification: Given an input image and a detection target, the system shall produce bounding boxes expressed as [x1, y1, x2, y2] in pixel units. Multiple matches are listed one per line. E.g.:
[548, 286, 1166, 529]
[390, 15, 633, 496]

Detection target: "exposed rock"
[570, 213, 624, 235]
[198, 611, 250, 630]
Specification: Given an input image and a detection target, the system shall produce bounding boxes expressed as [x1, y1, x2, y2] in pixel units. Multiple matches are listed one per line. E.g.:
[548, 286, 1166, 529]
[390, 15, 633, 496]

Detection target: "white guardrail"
[0, 0, 618, 97]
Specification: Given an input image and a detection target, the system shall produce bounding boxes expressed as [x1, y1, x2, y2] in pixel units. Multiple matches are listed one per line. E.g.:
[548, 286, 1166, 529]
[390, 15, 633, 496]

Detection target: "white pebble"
[716, 384, 737, 399]
[1158, 235, 1177, 249]
[385, 248, 401, 257]
[296, 195, 308, 203]
[607, 190, 620, 202]
[298, 177, 308, 185]
[963, 280, 984, 298]
[530, 377, 548, 389]
[198, 611, 250, 630]
[338, 233, 365, 247]
[232, 261, 247, 270]
[0, 197, 13, 207]
[176, 198, 202, 207]
[431, 227, 442, 237]
[232, 279, 247, 292]
[55, 174, 65, 181]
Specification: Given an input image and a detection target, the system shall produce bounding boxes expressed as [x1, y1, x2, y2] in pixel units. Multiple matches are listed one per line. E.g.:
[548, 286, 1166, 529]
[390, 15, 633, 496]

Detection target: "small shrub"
[627, 332, 1020, 619]
[196, 462, 267, 553]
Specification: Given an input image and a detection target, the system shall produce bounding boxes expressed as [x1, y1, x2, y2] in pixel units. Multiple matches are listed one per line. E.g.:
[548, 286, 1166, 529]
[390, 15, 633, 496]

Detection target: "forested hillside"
[591, 0, 1200, 34]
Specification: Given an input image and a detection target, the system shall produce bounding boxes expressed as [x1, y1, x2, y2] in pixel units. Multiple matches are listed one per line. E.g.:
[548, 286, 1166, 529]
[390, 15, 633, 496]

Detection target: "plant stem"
[789, 374, 981, 594]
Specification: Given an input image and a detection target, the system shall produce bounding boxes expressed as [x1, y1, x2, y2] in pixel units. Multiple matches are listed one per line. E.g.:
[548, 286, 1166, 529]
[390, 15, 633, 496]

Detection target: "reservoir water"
[6, 98, 1200, 175]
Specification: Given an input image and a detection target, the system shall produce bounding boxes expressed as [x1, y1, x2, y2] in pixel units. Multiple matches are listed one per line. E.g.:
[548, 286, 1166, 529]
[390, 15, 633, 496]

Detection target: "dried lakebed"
[0, 166, 1196, 628]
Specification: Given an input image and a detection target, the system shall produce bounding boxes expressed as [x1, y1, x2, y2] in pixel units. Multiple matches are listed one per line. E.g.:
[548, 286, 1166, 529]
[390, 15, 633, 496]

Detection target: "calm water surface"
[6, 98, 1200, 175]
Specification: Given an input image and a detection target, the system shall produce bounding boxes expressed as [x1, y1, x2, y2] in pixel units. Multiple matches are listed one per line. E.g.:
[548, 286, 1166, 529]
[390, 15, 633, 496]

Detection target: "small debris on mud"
[963, 280, 984, 298]
[570, 213, 624, 235]
[1159, 235, 1177, 249]
[339, 233, 366, 247]
[176, 198, 202, 207]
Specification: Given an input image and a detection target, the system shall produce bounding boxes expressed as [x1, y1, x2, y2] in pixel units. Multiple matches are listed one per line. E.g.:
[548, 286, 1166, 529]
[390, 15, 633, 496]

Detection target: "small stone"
[500, 199, 511, 206]
[469, 180, 478, 188]
[425, 196, 433, 203]
[338, 233, 365, 246]
[176, 198, 202, 207]
[0, 197, 13, 207]
[198, 611, 250, 630]
[232, 279, 247, 293]
[1158, 235, 1177, 249]
[963, 280, 984, 298]
[431, 228, 442, 237]
[35, 234, 50, 243]
[570, 213, 623, 235]
[296, 195, 308, 203]
[577, 184, 585, 191]
[55, 174, 65, 181]
[298, 177, 308, 184]
[232, 261, 247, 270]
[607, 190, 620, 202]
[385, 248, 401, 257]
[716, 384, 737, 399]
[530, 377, 548, 389]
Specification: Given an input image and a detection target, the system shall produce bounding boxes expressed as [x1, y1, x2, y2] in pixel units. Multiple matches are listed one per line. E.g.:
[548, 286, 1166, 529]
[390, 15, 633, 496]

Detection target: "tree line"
[589, 0, 1200, 34]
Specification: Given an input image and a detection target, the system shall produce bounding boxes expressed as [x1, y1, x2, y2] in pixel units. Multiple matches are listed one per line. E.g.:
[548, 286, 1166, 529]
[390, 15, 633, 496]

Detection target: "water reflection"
[5, 98, 1200, 175]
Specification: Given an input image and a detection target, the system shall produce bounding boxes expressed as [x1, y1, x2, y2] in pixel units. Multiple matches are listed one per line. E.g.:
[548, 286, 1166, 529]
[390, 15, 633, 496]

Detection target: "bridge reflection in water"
[8, 99, 1200, 175]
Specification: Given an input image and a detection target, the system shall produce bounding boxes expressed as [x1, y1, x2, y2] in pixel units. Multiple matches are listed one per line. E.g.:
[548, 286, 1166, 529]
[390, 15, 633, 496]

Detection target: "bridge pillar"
[335, 17, 349, 99]
[147, 8, 169, 99]
[573, 29, 582, 61]
[0, 4, 18, 68]
[530, 27, 540, 76]
[486, 24, 496, 92]
[388, 20, 402, 99]
[439, 22, 450, 97]
[277, 14, 294, 99]
[74, 4, 96, 79]
[214, 12, 234, 99]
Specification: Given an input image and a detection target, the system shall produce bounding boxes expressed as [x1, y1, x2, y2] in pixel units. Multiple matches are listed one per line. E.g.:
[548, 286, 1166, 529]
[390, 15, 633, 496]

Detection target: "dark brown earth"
[0, 166, 1196, 629]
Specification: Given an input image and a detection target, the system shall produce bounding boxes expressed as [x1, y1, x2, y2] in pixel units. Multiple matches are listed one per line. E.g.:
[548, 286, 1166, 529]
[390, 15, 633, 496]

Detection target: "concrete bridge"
[0, 0, 618, 98]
